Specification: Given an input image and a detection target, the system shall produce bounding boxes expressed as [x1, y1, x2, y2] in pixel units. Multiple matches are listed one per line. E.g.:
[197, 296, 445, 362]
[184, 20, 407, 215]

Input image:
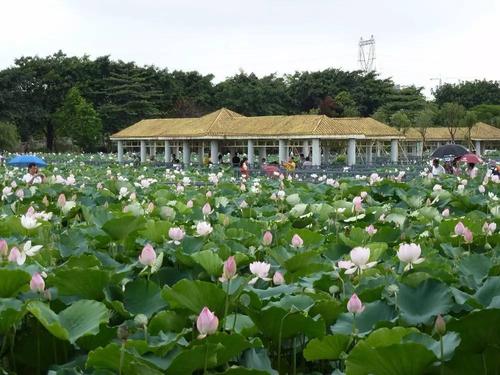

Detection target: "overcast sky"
[1, 0, 499, 96]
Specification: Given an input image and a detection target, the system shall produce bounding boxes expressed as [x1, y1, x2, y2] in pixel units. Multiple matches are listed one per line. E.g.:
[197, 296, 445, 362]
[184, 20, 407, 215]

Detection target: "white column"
[182, 141, 190, 166]
[140, 140, 146, 163]
[311, 139, 321, 166]
[367, 142, 373, 164]
[416, 141, 424, 158]
[164, 140, 171, 163]
[278, 139, 287, 164]
[117, 140, 124, 163]
[347, 139, 356, 166]
[247, 139, 254, 165]
[475, 140, 481, 156]
[323, 143, 330, 164]
[302, 140, 309, 157]
[210, 140, 219, 164]
[391, 139, 399, 163]
[260, 146, 267, 162]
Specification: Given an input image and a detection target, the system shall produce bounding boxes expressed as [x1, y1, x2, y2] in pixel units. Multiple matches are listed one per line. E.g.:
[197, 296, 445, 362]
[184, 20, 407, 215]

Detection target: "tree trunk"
[46, 121, 55, 151]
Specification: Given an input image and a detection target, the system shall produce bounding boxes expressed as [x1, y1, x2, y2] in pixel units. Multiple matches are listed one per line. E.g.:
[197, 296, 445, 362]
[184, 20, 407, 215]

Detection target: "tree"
[389, 110, 411, 134]
[374, 85, 427, 123]
[0, 121, 20, 151]
[433, 80, 500, 108]
[318, 96, 339, 117]
[414, 107, 437, 155]
[470, 104, 500, 127]
[214, 72, 291, 116]
[334, 91, 360, 116]
[462, 111, 477, 149]
[438, 102, 466, 142]
[54, 87, 102, 151]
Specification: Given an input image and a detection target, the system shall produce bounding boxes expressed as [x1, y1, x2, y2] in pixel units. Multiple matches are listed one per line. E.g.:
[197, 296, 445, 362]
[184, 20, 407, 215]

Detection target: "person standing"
[240, 157, 250, 178]
[22, 163, 45, 185]
[431, 159, 446, 176]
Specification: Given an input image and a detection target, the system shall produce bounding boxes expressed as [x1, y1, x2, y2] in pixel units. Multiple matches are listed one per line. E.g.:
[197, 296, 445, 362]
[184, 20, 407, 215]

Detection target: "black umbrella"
[431, 144, 469, 159]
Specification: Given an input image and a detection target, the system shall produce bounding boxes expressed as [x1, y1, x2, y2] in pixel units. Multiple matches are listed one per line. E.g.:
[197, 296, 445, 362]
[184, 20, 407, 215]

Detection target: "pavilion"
[110, 108, 404, 166]
[404, 122, 500, 158]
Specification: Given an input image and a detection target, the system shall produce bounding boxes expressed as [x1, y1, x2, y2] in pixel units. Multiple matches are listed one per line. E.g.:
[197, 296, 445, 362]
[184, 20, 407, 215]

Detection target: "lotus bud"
[206, 191, 212, 198]
[168, 227, 185, 242]
[365, 224, 377, 236]
[42, 196, 49, 206]
[454, 222, 465, 236]
[30, 273, 45, 293]
[202, 203, 212, 216]
[117, 324, 129, 341]
[134, 314, 148, 327]
[463, 228, 473, 243]
[186, 200, 194, 208]
[196, 307, 219, 339]
[291, 234, 304, 248]
[57, 193, 66, 208]
[478, 185, 485, 193]
[273, 271, 285, 285]
[360, 191, 368, 199]
[347, 293, 365, 314]
[0, 239, 8, 257]
[139, 244, 156, 266]
[220, 256, 237, 282]
[262, 231, 273, 246]
[434, 314, 446, 336]
[8, 247, 22, 264]
[441, 208, 450, 218]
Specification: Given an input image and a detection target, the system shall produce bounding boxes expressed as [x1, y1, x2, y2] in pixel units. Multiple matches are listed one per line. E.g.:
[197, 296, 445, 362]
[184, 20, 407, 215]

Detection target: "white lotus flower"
[338, 247, 377, 275]
[21, 214, 41, 230]
[397, 243, 424, 271]
[196, 221, 213, 236]
[248, 261, 271, 284]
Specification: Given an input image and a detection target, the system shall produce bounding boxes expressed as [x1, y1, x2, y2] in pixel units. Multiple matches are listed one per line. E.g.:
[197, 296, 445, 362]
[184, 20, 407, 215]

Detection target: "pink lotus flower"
[8, 247, 22, 264]
[249, 261, 271, 284]
[202, 203, 212, 216]
[352, 196, 363, 212]
[186, 200, 193, 208]
[291, 234, 304, 248]
[273, 271, 285, 285]
[0, 239, 8, 257]
[482, 222, 496, 236]
[397, 243, 425, 271]
[463, 228, 473, 243]
[219, 256, 237, 282]
[8, 241, 43, 266]
[30, 273, 45, 293]
[442, 208, 450, 218]
[139, 244, 156, 266]
[365, 224, 377, 236]
[347, 293, 365, 314]
[57, 193, 66, 208]
[206, 191, 212, 198]
[262, 231, 273, 246]
[196, 307, 219, 339]
[168, 227, 185, 243]
[454, 222, 465, 236]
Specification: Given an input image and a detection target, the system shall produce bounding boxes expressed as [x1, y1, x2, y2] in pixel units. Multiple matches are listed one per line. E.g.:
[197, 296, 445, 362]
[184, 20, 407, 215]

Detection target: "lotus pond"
[0, 156, 499, 375]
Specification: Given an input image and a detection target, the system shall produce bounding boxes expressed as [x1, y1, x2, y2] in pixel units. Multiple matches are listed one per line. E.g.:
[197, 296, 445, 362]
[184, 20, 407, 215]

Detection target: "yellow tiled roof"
[110, 108, 402, 139]
[405, 122, 500, 141]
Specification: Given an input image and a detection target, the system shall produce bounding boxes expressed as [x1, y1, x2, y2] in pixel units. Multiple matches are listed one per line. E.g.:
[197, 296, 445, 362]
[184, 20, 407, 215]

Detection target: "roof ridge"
[312, 115, 327, 133]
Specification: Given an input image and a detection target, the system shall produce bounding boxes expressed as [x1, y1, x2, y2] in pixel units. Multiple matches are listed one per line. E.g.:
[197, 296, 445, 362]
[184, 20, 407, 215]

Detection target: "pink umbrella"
[459, 153, 483, 164]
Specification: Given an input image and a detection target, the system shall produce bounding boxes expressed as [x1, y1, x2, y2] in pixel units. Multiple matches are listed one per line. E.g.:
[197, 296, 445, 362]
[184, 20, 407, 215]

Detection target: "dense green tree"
[414, 106, 438, 152]
[433, 80, 500, 108]
[54, 87, 102, 151]
[214, 72, 291, 116]
[0, 121, 20, 151]
[334, 91, 360, 116]
[374, 86, 427, 123]
[470, 104, 500, 126]
[438, 102, 466, 142]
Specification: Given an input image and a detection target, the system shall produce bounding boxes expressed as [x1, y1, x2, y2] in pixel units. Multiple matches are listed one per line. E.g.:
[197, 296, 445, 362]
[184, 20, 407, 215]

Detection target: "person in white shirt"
[22, 163, 45, 185]
[431, 159, 446, 176]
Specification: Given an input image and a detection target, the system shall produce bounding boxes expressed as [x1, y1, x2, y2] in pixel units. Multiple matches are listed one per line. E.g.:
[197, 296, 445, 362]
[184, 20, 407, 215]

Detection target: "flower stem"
[203, 343, 209, 374]
[222, 279, 231, 331]
[119, 341, 125, 375]
[440, 335, 444, 375]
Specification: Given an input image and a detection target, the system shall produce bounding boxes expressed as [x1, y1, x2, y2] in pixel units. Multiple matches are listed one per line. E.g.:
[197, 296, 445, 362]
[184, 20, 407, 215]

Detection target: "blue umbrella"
[7, 155, 47, 167]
